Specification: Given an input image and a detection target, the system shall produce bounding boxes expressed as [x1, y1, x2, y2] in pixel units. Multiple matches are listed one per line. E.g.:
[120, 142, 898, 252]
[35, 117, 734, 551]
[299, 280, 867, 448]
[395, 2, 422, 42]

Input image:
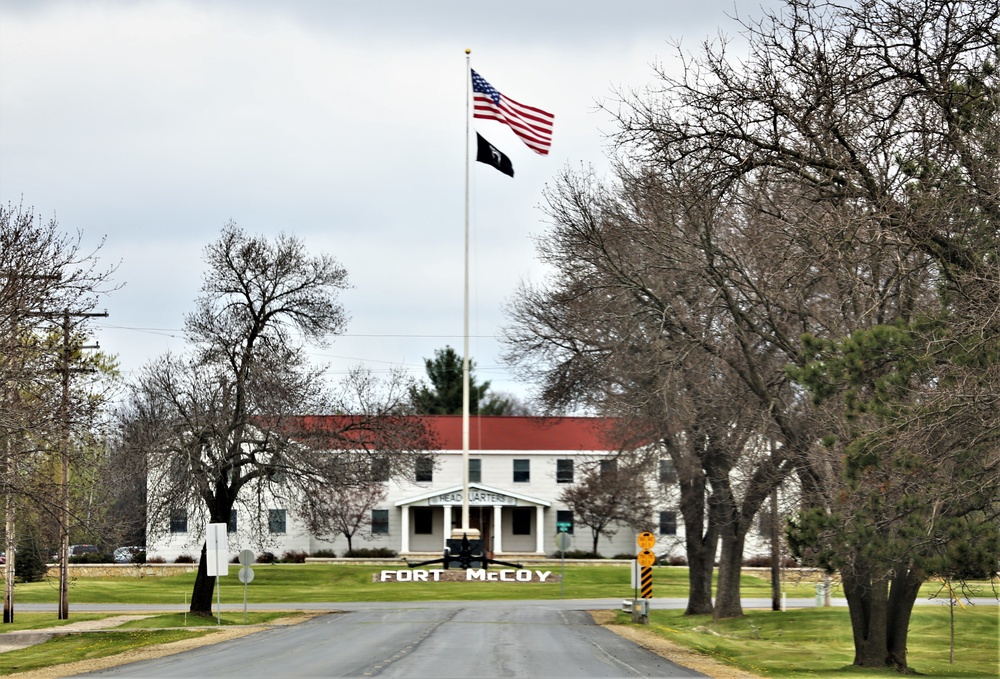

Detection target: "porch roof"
[394, 482, 551, 508]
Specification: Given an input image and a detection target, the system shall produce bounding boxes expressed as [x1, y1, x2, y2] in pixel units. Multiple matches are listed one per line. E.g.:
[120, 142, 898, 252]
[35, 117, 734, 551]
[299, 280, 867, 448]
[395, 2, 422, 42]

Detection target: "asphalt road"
[74, 603, 706, 678]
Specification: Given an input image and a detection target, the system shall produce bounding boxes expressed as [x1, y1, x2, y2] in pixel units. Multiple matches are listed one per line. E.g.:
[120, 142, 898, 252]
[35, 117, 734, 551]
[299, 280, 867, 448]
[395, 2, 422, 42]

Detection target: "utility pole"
[55, 308, 107, 620]
[770, 487, 781, 611]
[3, 437, 15, 623]
[770, 438, 782, 612]
[22, 307, 107, 620]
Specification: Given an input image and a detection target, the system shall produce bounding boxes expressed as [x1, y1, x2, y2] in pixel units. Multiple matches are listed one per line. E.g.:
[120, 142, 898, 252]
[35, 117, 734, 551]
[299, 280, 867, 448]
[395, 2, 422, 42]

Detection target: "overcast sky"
[0, 0, 779, 405]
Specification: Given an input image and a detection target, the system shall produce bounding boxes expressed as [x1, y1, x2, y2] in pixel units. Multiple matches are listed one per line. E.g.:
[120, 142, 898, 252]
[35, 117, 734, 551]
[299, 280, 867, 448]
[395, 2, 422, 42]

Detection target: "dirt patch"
[5, 612, 328, 678]
[589, 610, 765, 679]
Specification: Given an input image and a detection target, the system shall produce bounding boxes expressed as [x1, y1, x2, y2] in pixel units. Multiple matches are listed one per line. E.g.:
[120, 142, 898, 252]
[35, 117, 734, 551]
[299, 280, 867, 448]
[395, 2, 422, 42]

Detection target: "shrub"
[280, 550, 309, 563]
[343, 547, 398, 558]
[14, 538, 47, 583]
[147, 555, 166, 564]
[174, 554, 196, 564]
[256, 551, 276, 564]
[69, 552, 114, 564]
[743, 555, 800, 568]
[612, 553, 636, 560]
[548, 550, 601, 559]
[310, 549, 337, 558]
[659, 554, 688, 566]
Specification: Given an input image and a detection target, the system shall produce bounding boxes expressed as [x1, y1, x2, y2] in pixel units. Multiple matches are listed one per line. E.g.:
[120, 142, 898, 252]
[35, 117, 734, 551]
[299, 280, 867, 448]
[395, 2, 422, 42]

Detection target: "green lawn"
[0, 629, 210, 676]
[624, 604, 999, 677]
[11, 563, 824, 603]
[2, 565, 996, 678]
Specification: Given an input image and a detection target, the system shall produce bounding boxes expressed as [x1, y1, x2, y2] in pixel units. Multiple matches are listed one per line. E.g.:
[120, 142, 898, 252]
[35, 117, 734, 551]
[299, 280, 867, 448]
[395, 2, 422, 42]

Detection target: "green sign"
[556, 522, 572, 532]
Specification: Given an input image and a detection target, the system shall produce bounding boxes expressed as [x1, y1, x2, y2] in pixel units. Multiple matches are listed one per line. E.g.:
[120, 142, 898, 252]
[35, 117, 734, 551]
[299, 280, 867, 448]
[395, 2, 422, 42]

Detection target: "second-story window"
[169, 509, 188, 533]
[415, 457, 433, 483]
[556, 459, 573, 483]
[659, 458, 678, 484]
[513, 459, 530, 483]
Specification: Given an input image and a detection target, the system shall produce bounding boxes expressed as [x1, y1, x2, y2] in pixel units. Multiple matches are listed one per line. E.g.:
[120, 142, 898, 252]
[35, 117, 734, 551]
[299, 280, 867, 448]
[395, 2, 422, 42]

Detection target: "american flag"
[471, 69, 554, 156]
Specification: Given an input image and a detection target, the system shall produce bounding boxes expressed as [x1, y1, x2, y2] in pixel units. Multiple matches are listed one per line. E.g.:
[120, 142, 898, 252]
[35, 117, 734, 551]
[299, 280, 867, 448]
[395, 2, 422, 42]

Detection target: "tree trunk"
[189, 542, 215, 616]
[685, 545, 715, 615]
[679, 475, 716, 615]
[713, 528, 747, 619]
[189, 493, 234, 616]
[886, 570, 923, 670]
[843, 561, 923, 671]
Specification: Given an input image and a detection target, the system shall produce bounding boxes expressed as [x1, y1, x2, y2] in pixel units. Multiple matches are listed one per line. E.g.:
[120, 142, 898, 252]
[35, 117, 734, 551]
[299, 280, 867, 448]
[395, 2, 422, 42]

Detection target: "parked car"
[113, 546, 146, 564]
[68, 544, 99, 558]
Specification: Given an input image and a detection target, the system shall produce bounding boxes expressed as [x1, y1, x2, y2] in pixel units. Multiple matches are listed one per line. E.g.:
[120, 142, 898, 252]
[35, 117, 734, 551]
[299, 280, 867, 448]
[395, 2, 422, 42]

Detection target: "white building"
[149, 416, 781, 562]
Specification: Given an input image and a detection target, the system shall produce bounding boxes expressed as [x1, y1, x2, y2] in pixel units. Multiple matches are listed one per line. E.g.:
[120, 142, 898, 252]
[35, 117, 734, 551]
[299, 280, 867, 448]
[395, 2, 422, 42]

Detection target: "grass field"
[624, 604, 999, 677]
[3, 564, 996, 677]
[0, 629, 211, 675]
[11, 563, 830, 603]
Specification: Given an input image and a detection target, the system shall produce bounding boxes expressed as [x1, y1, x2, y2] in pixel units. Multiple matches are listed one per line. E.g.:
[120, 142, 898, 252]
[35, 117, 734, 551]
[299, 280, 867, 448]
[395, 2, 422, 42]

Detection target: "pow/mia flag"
[475, 132, 514, 178]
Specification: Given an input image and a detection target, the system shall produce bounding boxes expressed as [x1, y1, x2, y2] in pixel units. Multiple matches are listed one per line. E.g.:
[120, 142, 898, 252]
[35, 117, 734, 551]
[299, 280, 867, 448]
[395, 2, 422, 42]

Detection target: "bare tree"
[558, 457, 655, 554]
[300, 481, 387, 554]
[588, 0, 996, 668]
[1, 203, 116, 622]
[125, 223, 432, 616]
[504, 166, 812, 619]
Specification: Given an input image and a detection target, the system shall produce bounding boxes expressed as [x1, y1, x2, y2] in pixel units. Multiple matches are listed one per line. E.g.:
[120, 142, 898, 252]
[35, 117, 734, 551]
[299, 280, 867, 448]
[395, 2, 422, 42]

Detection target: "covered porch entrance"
[395, 483, 549, 556]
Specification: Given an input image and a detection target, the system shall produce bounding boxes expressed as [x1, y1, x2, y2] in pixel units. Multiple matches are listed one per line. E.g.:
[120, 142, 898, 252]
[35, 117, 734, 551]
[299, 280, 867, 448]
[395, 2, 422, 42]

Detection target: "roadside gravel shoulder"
[589, 610, 765, 679]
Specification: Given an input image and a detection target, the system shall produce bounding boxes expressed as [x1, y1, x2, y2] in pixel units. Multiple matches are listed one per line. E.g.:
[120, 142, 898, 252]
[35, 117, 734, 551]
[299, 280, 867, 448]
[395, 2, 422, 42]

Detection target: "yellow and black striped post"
[640, 566, 652, 599]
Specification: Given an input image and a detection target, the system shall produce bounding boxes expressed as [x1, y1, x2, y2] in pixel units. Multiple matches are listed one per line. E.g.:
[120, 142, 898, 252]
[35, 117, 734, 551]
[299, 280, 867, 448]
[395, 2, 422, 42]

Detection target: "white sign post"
[237, 549, 255, 624]
[205, 523, 228, 625]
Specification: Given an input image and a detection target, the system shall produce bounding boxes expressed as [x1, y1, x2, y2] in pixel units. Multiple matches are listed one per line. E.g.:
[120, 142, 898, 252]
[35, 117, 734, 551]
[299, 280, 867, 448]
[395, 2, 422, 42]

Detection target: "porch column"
[492, 505, 503, 554]
[535, 505, 545, 554]
[442, 504, 452, 549]
[400, 505, 410, 554]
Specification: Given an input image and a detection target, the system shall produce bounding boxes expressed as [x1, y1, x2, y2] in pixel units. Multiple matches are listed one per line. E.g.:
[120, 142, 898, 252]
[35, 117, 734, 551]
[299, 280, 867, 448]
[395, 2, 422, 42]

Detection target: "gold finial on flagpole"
[465, 48, 471, 54]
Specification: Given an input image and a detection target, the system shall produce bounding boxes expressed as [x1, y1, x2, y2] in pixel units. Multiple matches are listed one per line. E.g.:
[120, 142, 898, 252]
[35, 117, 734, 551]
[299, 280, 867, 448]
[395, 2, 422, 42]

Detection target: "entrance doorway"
[451, 506, 493, 553]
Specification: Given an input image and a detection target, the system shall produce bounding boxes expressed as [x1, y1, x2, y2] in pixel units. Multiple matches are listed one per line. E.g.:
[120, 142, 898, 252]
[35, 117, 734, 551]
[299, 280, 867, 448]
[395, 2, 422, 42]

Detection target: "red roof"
[272, 415, 627, 452]
[412, 416, 621, 451]
[272, 415, 621, 451]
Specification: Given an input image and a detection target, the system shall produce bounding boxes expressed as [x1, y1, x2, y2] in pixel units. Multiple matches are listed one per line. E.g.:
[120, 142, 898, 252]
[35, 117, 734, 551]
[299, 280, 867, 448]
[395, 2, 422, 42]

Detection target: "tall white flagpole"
[459, 48, 475, 539]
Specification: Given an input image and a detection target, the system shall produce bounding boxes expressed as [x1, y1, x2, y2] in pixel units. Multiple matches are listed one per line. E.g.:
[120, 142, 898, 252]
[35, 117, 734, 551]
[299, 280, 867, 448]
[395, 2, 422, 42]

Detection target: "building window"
[415, 457, 433, 483]
[169, 509, 187, 533]
[268, 509, 287, 534]
[659, 511, 677, 535]
[659, 458, 678, 484]
[468, 458, 481, 483]
[371, 509, 389, 535]
[758, 509, 775, 536]
[512, 507, 532, 535]
[600, 459, 617, 476]
[556, 459, 574, 483]
[556, 510, 574, 534]
[371, 457, 390, 482]
[413, 507, 433, 534]
[513, 459, 530, 483]
[228, 509, 238, 534]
